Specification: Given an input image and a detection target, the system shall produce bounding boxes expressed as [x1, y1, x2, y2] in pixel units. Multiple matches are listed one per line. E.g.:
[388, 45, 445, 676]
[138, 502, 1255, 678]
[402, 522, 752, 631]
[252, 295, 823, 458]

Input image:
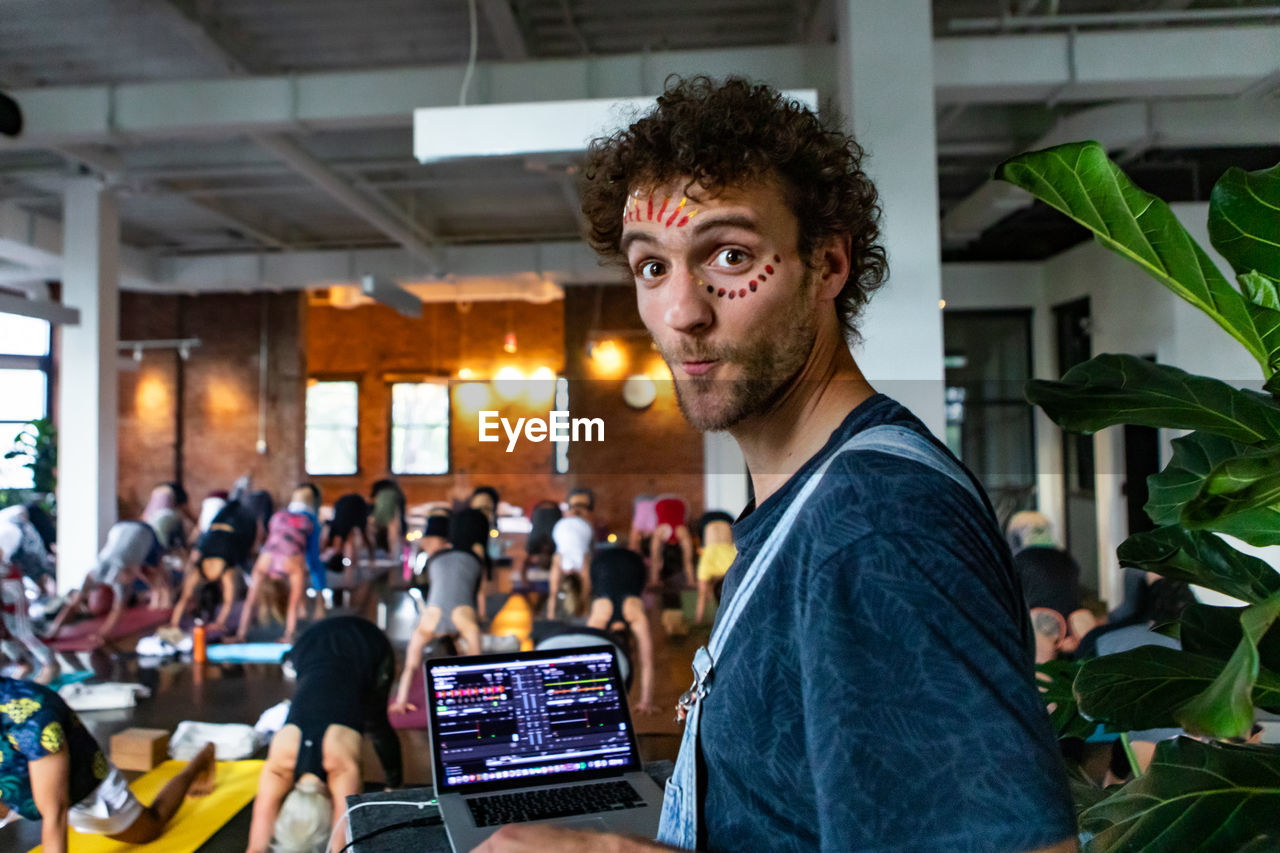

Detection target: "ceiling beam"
[0, 292, 79, 325]
[479, 0, 530, 60]
[153, 0, 256, 75]
[941, 98, 1280, 246]
[0, 200, 156, 287]
[251, 133, 443, 271]
[155, 240, 615, 293]
[3, 27, 1276, 152]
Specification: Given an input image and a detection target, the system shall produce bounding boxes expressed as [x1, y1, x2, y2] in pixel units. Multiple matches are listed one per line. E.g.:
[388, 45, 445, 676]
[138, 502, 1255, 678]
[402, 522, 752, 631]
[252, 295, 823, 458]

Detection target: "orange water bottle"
[193, 621, 207, 663]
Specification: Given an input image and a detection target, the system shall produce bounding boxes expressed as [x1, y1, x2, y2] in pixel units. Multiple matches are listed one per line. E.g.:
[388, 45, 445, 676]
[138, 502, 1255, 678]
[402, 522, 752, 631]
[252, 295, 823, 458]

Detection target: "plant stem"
[1120, 732, 1142, 779]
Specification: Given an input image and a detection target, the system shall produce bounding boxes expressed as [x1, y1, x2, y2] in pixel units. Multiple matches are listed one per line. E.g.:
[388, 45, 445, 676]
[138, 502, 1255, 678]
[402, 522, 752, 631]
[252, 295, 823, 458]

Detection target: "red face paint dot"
[739, 289, 746, 297]
[749, 282, 757, 292]
[764, 265, 774, 275]
[728, 291, 735, 299]
[717, 288, 725, 297]
[773, 254, 781, 263]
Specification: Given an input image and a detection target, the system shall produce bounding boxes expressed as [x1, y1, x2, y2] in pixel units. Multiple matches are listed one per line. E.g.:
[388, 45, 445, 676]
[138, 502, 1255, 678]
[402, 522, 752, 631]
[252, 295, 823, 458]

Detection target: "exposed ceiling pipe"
[949, 5, 1280, 32]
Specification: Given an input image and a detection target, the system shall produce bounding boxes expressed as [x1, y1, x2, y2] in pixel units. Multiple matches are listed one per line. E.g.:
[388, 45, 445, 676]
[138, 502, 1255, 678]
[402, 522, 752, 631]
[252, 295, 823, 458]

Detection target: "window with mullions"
[390, 381, 449, 475]
[305, 380, 359, 475]
[0, 313, 53, 490]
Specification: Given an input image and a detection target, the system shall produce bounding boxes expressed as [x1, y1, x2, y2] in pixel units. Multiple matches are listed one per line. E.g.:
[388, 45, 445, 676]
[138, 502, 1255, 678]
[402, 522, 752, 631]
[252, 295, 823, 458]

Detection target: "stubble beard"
[664, 301, 817, 433]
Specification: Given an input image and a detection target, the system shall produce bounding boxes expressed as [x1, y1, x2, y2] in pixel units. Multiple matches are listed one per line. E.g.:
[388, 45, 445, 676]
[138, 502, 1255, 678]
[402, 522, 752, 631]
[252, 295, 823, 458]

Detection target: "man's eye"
[712, 248, 750, 268]
[636, 260, 665, 280]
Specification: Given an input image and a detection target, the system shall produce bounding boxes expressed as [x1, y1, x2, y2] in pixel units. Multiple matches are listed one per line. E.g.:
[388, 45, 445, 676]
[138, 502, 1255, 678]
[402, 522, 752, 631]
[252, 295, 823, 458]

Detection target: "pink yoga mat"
[48, 606, 174, 651]
[388, 666, 429, 730]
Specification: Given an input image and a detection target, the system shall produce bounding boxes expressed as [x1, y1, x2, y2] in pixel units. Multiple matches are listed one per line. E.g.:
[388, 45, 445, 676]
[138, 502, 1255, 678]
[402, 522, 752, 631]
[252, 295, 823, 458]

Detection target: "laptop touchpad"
[556, 817, 610, 833]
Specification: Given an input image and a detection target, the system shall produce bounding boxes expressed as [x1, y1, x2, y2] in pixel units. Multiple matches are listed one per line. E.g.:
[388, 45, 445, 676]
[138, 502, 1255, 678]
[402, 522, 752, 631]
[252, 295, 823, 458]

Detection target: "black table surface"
[344, 761, 674, 853]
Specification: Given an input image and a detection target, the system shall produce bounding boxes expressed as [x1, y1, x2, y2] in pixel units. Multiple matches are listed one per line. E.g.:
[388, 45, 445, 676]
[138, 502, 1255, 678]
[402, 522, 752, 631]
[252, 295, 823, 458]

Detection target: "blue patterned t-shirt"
[698, 395, 1075, 852]
[0, 677, 107, 820]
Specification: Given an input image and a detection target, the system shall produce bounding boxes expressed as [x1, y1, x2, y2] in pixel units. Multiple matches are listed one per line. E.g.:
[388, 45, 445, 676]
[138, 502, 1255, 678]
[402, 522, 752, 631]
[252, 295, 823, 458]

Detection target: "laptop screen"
[426, 646, 644, 794]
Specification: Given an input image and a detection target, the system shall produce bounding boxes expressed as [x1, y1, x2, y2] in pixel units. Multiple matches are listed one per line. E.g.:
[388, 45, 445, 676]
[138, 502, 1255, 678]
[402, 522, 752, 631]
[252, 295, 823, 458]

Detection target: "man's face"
[622, 178, 819, 431]
[469, 493, 495, 518]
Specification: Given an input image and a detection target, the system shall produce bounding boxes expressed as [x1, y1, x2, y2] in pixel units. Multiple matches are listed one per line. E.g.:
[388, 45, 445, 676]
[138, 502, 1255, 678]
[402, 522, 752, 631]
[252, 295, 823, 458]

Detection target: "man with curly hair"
[0, 676, 216, 851]
[477, 78, 1074, 853]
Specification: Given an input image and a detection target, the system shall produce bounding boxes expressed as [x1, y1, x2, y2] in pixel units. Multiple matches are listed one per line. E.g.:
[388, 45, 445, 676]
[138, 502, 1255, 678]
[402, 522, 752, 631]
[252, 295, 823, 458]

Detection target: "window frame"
[386, 377, 452, 477]
[0, 315, 54, 491]
[304, 377, 361, 477]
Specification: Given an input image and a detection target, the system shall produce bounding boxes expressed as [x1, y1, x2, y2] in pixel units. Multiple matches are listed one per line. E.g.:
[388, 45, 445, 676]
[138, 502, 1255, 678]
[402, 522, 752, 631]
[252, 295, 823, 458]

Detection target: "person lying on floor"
[45, 521, 169, 645]
[0, 676, 216, 853]
[169, 499, 259, 632]
[236, 502, 319, 643]
[247, 616, 403, 853]
[389, 509, 492, 715]
[587, 546, 659, 715]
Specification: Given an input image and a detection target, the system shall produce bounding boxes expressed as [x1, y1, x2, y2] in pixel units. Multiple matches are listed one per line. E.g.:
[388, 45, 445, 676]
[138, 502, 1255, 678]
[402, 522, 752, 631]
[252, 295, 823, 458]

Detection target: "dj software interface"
[432, 653, 635, 786]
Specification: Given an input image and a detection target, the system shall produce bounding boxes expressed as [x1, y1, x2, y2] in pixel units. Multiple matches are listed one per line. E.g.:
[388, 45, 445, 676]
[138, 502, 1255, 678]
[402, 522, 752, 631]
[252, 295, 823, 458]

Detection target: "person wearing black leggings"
[247, 616, 402, 853]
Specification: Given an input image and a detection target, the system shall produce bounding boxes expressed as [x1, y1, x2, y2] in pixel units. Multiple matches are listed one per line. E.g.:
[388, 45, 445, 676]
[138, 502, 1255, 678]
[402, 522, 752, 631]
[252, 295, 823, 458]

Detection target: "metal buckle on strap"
[675, 647, 714, 723]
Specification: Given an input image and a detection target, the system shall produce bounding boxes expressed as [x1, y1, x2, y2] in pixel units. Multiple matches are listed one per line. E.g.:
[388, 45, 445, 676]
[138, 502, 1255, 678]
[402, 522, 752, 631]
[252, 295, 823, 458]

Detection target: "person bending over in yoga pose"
[247, 616, 402, 853]
[236, 504, 318, 643]
[389, 509, 492, 715]
[46, 521, 168, 645]
[0, 676, 215, 853]
[0, 527, 56, 683]
[587, 546, 658, 715]
[169, 500, 258, 632]
[693, 510, 736, 624]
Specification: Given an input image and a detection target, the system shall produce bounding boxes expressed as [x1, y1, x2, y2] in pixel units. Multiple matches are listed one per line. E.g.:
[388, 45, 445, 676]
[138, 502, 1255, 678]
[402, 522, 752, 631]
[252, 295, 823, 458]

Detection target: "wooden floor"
[0, 579, 708, 852]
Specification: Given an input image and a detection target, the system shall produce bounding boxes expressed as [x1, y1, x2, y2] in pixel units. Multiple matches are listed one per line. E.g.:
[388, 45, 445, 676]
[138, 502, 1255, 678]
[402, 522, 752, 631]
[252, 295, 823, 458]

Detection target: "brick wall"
[117, 292, 305, 519]
[563, 286, 705, 536]
[305, 297, 569, 518]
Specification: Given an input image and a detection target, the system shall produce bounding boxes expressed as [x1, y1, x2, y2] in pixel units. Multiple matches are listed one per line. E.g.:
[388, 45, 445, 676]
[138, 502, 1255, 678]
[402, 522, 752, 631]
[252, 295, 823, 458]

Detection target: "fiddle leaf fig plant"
[995, 142, 1280, 851]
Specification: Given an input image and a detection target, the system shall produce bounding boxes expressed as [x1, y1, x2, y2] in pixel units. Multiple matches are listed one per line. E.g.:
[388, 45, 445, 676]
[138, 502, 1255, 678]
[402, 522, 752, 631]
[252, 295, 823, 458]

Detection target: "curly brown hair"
[580, 76, 887, 339]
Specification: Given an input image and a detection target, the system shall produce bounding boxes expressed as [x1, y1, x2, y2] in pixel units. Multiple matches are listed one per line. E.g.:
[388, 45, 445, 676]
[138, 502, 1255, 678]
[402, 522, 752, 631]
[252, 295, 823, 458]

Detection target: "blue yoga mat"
[48, 670, 95, 690]
[206, 643, 291, 663]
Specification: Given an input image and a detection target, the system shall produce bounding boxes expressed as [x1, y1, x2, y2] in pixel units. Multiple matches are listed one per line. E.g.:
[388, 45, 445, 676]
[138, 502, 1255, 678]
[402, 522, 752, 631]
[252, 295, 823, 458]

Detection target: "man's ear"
[814, 232, 853, 301]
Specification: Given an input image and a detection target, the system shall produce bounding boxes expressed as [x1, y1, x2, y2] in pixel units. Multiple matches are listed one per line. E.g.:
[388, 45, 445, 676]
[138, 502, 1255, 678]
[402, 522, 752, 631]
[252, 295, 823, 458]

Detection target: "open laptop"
[426, 645, 664, 852]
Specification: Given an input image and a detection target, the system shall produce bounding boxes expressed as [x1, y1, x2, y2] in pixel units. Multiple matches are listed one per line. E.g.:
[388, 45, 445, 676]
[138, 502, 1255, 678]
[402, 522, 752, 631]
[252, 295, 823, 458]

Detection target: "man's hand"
[471, 824, 672, 852]
[388, 700, 417, 715]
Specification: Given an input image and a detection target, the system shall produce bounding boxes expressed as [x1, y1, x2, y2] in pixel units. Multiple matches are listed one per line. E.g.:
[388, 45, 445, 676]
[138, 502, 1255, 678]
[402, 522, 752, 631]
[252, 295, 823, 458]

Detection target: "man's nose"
[663, 266, 713, 335]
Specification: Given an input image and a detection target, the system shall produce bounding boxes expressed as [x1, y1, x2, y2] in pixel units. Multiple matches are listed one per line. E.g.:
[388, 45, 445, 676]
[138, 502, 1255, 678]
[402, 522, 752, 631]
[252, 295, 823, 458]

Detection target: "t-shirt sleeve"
[4, 694, 69, 762]
[799, 532, 1075, 852]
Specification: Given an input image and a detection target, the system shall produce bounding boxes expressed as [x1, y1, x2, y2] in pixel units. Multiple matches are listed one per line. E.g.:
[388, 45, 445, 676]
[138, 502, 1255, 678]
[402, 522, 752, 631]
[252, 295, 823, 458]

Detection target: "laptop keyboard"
[467, 780, 647, 827]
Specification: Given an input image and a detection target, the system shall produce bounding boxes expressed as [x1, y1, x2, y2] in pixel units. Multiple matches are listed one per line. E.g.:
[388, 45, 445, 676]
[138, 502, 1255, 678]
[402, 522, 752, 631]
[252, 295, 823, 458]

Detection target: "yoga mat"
[29, 759, 263, 853]
[205, 642, 290, 663]
[47, 669, 95, 690]
[388, 666, 428, 730]
[48, 607, 174, 651]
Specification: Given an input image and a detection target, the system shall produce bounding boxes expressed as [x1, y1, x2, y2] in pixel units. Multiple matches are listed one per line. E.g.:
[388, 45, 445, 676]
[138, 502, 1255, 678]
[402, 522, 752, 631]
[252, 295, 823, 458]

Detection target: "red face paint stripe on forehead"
[676, 216, 690, 227]
[647, 197, 653, 220]
[657, 198, 669, 221]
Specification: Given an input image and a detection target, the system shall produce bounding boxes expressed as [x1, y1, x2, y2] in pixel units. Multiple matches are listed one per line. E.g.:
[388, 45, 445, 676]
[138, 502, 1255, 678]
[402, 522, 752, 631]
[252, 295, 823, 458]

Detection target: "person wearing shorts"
[237, 508, 315, 643]
[549, 508, 593, 619]
[694, 510, 737, 624]
[0, 676, 216, 851]
[46, 521, 165, 645]
[0, 505, 54, 590]
[368, 478, 406, 557]
[587, 547, 658, 715]
[170, 500, 258, 632]
[0, 524, 56, 683]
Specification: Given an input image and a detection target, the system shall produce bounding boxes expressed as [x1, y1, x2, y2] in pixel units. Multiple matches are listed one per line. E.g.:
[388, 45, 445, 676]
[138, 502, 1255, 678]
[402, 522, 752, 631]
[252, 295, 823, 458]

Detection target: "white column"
[703, 431, 749, 517]
[835, 0, 946, 437]
[56, 179, 119, 591]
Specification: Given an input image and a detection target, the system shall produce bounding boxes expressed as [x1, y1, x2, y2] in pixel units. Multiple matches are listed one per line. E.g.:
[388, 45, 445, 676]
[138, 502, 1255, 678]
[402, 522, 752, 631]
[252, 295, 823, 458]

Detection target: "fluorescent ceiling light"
[414, 91, 818, 163]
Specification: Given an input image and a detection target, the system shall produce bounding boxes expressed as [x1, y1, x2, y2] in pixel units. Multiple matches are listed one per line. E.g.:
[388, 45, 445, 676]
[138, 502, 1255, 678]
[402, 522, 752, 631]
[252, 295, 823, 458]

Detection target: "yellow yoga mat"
[31, 759, 264, 853]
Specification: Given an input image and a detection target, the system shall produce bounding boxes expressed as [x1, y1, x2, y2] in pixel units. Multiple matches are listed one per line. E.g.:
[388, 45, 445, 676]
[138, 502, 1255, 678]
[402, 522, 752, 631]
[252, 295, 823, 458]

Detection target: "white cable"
[328, 797, 438, 853]
[459, 0, 479, 106]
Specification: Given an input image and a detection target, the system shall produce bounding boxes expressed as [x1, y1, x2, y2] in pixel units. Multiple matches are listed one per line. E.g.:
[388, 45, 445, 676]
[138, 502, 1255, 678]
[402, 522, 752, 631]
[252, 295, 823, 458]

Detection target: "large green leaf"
[1181, 603, 1280, 672]
[1117, 526, 1280, 604]
[1241, 273, 1280, 376]
[1036, 658, 1098, 740]
[1080, 738, 1280, 852]
[1025, 355, 1280, 443]
[1183, 445, 1280, 527]
[1145, 432, 1249, 526]
[1075, 645, 1280, 731]
[1208, 164, 1280, 286]
[1175, 595, 1280, 737]
[997, 142, 1269, 372]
